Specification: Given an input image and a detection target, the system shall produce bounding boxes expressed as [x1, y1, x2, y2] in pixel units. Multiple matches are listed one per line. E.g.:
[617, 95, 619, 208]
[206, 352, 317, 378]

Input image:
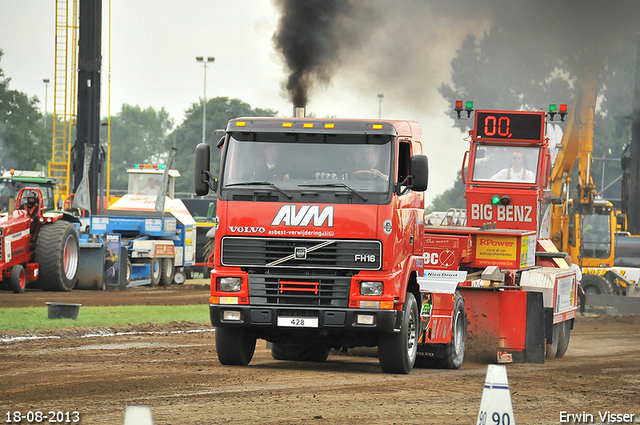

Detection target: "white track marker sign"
[124, 406, 153, 425]
[476, 365, 515, 425]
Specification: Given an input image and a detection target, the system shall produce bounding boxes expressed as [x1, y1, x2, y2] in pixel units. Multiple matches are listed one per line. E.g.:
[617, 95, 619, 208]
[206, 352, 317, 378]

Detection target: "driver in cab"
[490, 152, 535, 182]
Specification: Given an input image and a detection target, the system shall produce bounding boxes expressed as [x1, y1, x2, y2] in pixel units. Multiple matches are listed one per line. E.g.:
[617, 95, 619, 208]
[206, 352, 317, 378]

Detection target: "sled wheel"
[556, 320, 572, 358]
[158, 258, 175, 286]
[149, 258, 162, 287]
[581, 274, 613, 295]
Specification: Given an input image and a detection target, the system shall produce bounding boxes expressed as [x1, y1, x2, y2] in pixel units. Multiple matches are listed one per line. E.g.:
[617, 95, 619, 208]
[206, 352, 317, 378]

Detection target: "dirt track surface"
[2, 284, 640, 424]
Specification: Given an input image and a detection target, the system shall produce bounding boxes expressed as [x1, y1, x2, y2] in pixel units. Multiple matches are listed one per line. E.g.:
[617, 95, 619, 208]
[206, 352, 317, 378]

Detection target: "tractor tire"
[11, 265, 26, 294]
[378, 292, 419, 374]
[35, 221, 79, 291]
[581, 274, 613, 295]
[271, 343, 330, 362]
[202, 238, 214, 276]
[158, 258, 175, 286]
[556, 320, 571, 358]
[215, 327, 256, 366]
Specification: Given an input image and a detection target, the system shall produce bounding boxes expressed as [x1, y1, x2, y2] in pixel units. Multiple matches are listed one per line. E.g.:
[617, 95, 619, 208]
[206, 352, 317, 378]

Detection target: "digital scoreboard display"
[474, 111, 544, 142]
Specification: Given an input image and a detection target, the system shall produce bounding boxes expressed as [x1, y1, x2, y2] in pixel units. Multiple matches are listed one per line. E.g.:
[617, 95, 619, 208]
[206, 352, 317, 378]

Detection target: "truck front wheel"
[216, 327, 256, 366]
[378, 292, 418, 374]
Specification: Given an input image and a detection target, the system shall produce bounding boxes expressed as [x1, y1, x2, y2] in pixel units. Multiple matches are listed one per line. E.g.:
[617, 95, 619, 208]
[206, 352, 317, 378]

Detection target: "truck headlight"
[360, 281, 383, 296]
[218, 277, 242, 292]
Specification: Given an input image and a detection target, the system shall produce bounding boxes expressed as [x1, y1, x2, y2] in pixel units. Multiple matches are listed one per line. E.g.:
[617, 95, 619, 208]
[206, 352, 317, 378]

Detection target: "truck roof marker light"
[465, 101, 474, 118]
[324, 123, 335, 129]
[282, 122, 293, 128]
[559, 103, 568, 121]
[235, 121, 246, 127]
[500, 195, 511, 205]
[548, 103, 558, 121]
[303, 123, 314, 128]
[372, 124, 383, 130]
[455, 100, 463, 118]
[491, 195, 501, 205]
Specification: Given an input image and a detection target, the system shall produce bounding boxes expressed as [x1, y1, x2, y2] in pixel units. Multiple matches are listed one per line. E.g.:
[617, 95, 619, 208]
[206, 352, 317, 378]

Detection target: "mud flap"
[76, 242, 105, 290]
[525, 291, 545, 364]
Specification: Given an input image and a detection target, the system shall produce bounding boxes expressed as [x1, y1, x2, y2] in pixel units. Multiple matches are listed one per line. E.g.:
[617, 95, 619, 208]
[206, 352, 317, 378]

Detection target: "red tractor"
[0, 187, 80, 293]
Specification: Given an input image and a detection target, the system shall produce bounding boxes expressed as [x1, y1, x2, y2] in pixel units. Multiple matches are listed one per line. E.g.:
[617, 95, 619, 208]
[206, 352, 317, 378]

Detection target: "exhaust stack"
[293, 106, 305, 118]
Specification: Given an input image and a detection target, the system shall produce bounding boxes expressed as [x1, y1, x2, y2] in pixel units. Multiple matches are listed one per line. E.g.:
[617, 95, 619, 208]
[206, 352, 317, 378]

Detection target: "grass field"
[0, 304, 210, 332]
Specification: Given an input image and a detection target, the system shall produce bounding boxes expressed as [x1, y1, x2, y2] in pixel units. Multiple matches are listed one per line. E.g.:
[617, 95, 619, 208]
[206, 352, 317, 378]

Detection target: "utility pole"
[196, 56, 215, 144]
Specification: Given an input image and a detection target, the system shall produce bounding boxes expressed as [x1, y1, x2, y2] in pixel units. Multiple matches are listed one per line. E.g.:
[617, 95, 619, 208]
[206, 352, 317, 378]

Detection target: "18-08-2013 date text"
[5, 411, 80, 423]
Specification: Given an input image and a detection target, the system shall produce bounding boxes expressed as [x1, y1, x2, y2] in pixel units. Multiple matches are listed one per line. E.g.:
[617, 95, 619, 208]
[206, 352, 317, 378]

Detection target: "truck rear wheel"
[158, 258, 175, 286]
[438, 292, 466, 369]
[581, 274, 613, 295]
[215, 327, 256, 366]
[35, 221, 79, 291]
[378, 292, 418, 374]
[11, 265, 26, 294]
[271, 343, 330, 362]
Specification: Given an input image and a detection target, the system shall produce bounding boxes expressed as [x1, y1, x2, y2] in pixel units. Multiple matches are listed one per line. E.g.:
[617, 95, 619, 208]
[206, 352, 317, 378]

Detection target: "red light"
[559, 104, 567, 113]
[455, 100, 463, 109]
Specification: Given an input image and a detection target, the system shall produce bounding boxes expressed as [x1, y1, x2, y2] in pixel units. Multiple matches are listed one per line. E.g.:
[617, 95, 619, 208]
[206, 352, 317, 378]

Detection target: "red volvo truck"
[194, 106, 576, 374]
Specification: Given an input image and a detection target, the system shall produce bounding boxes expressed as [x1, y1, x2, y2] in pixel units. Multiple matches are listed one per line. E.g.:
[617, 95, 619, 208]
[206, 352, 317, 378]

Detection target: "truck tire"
[438, 292, 466, 369]
[149, 258, 162, 287]
[158, 258, 175, 286]
[415, 292, 466, 369]
[11, 265, 26, 294]
[378, 292, 419, 374]
[271, 343, 330, 362]
[126, 259, 132, 285]
[546, 323, 560, 359]
[35, 221, 79, 291]
[581, 274, 613, 295]
[216, 327, 256, 366]
[556, 320, 571, 358]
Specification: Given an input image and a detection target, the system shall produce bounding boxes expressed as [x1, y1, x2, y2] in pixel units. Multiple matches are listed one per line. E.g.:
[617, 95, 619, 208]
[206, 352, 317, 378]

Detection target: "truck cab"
[195, 115, 429, 373]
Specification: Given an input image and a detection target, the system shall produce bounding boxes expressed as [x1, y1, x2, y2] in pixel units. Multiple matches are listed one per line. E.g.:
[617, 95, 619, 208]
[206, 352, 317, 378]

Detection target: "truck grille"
[221, 237, 381, 270]
[248, 271, 351, 307]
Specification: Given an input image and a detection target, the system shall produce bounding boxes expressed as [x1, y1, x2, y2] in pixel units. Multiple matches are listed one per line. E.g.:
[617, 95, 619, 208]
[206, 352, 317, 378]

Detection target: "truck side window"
[398, 141, 411, 190]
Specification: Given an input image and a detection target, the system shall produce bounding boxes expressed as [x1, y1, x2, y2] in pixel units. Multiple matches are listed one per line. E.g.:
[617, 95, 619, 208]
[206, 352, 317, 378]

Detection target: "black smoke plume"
[272, 0, 368, 108]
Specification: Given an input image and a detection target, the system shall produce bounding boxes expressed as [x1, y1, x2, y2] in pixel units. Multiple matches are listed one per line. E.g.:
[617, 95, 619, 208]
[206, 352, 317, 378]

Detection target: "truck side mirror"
[409, 155, 429, 192]
[195, 143, 211, 196]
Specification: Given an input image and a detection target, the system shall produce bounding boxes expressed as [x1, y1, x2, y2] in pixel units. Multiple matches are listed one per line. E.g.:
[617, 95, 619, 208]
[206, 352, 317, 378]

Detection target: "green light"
[159, 164, 166, 169]
[134, 164, 140, 168]
[465, 101, 474, 110]
[549, 103, 557, 112]
[491, 195, 501, 205]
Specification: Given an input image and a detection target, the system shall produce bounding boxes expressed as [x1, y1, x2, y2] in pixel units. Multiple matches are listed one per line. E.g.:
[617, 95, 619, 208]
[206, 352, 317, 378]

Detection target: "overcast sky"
[0, 0, 475, 203]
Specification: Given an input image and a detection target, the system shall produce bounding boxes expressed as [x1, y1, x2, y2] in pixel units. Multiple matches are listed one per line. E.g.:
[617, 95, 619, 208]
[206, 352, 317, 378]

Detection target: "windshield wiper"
[298, 183, 368, 201]
[226, 181, 292, 199]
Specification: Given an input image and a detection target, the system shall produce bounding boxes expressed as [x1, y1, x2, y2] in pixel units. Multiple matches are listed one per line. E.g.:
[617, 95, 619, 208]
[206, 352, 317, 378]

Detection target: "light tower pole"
[196, 56, 215, 144]
[377, 93, 384, 119]
[43, 78, 50, 128]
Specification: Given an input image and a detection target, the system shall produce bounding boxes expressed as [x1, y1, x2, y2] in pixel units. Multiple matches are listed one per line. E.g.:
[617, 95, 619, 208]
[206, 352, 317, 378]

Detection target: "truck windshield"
[222, 133, 393, 193]
[581, 211, 611, 259]
[472, 145, 540, 184]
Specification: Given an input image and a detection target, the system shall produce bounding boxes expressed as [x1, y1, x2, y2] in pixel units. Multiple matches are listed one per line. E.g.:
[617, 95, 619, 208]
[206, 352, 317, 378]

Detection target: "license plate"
[277, 317, 319, 328]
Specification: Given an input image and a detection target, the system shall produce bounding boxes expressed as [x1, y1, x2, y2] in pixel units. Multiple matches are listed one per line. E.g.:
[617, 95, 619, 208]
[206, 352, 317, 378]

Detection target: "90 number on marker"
[477, 410, 512, 425]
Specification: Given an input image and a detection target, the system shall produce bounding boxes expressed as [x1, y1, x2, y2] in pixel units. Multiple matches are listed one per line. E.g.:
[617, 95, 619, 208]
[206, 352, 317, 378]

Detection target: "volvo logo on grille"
[294, 247, 307, 260]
